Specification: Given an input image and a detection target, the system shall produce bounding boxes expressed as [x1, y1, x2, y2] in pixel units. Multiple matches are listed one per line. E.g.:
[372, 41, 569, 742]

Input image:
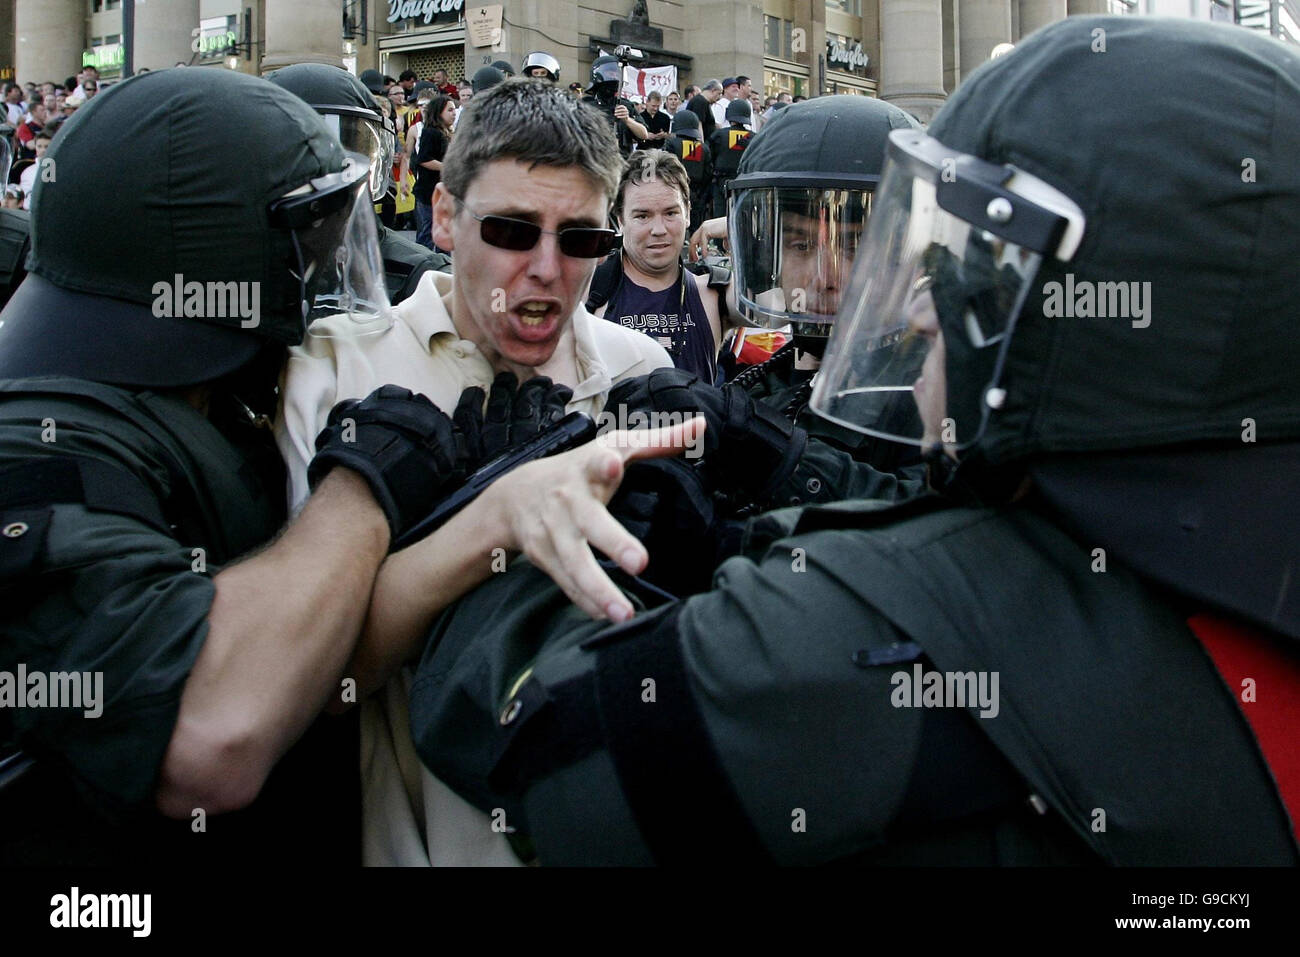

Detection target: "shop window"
[764, 69, 807, 100]
[826, 0, 862, 14]
[764, 15, 794, 59]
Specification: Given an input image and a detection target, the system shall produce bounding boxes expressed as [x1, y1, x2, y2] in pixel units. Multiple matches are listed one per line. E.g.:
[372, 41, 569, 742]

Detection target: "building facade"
[6, 1, 1293, 121]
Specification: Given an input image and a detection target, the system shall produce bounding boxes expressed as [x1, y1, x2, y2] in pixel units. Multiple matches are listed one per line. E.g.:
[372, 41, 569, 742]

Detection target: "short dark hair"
[736, 75, 750, 85]
[613, 149, 692, 223]
[399, 69, 417, 82]
[683, 85, 699, 98]
[442, 77, 621, 204]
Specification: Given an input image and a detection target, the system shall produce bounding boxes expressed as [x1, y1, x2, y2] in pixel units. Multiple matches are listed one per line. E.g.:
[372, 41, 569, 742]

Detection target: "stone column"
[958, 0, 1012, 82]
[133, 0, 200, 73]
[879, 0, 947, 122]
[262, 0, 341, 72]
[1019, 0, 1067, 38]
[15, 0, 84, 87]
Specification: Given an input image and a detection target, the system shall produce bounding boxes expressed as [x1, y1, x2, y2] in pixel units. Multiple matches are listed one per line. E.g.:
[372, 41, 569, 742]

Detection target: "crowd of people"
[366, 55, 804, 250]
[0, 15, 1297, 878]
[0, 66, 104, 211]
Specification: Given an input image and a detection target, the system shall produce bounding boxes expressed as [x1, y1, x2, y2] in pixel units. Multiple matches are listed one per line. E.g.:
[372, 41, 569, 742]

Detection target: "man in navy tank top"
[589, 149, 732, 382]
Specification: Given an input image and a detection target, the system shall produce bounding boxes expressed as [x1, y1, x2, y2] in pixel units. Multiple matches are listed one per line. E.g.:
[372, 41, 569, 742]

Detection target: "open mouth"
[509, 300, 562, 342]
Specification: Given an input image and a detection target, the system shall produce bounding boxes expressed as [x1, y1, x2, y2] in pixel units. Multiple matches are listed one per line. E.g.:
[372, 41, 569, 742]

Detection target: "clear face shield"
[322, 108, 394, 202]
[811, 129, 1085, 452]
[269, 153, 395, 340]
[728, 182, 873, 339]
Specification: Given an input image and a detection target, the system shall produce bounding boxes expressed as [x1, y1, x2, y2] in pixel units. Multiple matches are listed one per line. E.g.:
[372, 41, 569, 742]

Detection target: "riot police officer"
[522, 51, 561, 83]
[706, 96, 752, 220]
[0, 68, 473, 865]
[583, 54, 648, 157]
[408, 16, 1300, 865]
[634, 97, 929, 514]
[724, 94, 927, 502]
[266, 63, 450, 305]
[663, 108, 712, 233]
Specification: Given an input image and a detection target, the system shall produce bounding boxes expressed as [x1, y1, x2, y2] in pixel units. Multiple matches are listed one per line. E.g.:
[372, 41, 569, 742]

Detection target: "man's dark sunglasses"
[455, 197, 618, 258]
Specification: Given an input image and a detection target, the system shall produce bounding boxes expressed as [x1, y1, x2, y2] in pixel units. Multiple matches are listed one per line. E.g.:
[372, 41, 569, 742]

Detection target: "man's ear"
[431, 183, 456, 251]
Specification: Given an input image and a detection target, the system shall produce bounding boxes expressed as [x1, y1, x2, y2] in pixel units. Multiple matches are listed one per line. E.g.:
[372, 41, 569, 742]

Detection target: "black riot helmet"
[727, 95, 920, 340]
[472, 66, 505, 95]
[0, 68, 372, 388]
[724, 96, 751, 124]
[814, 16, 1300, 639]
[358, 68, 385, 95]
[670, 107, 700, 137]
[522, 51, 561, 83]
[266, 63, 394, 202]
[491, 60, 516, 77]
[588, 55, 621, 98]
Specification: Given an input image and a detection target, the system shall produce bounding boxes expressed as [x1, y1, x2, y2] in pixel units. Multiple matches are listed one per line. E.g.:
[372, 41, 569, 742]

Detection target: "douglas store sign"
[827, 38, 869, 73]
[387, 0, 464, 26]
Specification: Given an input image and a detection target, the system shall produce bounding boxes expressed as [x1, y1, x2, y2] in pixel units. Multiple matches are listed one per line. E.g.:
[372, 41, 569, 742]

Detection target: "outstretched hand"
[482, 416, 707, 622]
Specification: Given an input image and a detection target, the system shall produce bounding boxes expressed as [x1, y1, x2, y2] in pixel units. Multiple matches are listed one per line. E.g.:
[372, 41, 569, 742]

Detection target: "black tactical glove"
[608, 456, 739, 598]
[452, 371, 574, 464]
[308, 385, 471, 545]
[604, 367, 807, 505]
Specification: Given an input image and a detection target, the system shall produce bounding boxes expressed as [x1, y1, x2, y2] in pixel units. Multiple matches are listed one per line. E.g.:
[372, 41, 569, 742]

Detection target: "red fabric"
[730, 328, 788, 365]
[1188, 613, 1300, 838]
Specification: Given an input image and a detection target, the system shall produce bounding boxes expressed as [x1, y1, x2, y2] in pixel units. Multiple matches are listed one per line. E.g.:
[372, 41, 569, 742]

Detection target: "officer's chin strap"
[231, 394, 274, 431]
[219, 342, 288, 434]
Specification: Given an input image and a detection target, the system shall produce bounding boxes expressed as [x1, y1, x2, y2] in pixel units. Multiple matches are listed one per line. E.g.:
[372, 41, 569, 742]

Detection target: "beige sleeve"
[274, 344, 344, 512]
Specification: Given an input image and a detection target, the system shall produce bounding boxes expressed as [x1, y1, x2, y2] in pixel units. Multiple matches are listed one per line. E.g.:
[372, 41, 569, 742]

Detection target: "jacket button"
[2, 522, 28, 538]
[806, 478, 822, 495]
[499, 698, 523, 726]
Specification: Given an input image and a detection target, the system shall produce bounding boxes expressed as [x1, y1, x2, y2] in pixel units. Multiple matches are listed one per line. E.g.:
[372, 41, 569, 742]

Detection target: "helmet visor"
[296, 185, 394, 338]
[323, 110, 392, 202]
[812, 129, 1084, 451]
[728, 186, 871, 338]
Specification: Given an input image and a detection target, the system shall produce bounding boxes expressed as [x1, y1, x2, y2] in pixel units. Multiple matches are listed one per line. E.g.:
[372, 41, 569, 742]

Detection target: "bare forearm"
[345, 489, 512, 700]
[157, 469, 388, 815]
